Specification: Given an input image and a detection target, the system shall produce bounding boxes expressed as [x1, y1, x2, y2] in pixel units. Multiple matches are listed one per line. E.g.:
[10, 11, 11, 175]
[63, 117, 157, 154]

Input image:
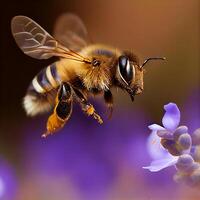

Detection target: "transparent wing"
[11, 16, 90, 62]
[53, 13, 89, 51]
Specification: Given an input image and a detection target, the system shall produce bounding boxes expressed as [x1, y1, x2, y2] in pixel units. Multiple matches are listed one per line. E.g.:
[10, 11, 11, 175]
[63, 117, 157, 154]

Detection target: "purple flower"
[144, 102, 200, 187]
[143, 131, 179, 172]
[0, 157, 17, 200]
[143, 103, 184, 172]
[147, 103, 192, 156]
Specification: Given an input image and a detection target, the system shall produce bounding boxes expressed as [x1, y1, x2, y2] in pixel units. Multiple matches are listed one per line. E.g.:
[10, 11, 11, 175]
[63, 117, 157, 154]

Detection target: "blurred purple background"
[0, 0, 200, 199]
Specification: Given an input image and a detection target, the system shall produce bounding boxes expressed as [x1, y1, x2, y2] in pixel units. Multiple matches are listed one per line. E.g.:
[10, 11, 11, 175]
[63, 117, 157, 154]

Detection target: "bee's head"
[115, 52, 165, 101]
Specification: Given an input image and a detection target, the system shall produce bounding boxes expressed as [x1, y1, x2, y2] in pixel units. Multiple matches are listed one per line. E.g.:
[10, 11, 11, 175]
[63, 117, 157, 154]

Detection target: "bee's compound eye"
[118, 56, 133, 84]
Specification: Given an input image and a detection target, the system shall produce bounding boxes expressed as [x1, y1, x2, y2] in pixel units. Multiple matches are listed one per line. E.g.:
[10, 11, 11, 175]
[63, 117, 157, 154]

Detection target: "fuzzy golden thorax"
[77, 44, 120, 91]
[58, 45, 144, 100]
[82, 57, 115, 91]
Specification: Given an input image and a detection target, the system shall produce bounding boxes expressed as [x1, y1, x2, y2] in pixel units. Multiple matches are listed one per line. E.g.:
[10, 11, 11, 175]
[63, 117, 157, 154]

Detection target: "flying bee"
[11, 13, 165, 137]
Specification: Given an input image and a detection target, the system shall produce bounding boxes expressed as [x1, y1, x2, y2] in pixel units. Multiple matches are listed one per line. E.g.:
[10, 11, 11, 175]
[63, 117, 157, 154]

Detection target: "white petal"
[143, 156, 178, 172]
[148, 124, 165, 131]
[162, 103, 180, 131]
[147, 131, 169, 160]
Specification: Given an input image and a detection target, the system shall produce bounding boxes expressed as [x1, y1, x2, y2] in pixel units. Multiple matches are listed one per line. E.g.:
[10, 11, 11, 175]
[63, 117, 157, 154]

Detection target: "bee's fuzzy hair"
[23, 94, 52, 116]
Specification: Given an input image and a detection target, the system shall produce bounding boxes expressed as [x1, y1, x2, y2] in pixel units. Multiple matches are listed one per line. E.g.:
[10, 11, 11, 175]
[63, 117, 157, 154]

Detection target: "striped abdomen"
[23, 62, 61, 116]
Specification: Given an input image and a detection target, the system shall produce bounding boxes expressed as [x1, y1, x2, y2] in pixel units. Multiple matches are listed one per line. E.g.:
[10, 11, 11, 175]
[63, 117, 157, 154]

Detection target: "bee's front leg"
[73, 88, 103, 124]
[104, 90, 113, 119]
[42, 82, 73, 138]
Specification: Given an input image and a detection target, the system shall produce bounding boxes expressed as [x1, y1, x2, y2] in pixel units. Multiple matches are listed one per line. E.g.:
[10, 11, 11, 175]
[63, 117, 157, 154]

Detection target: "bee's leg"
[42, 82, 73, 138]
[104, 90, 113, 119]
[73, 88, 103, 124]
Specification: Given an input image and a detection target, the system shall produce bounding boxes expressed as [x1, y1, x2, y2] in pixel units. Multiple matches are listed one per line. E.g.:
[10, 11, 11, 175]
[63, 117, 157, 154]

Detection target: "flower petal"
[146, 131, 169, 160]
[148, 124, 165, 131]
[162, 103, 180, 131]
[143, 156, 178, 172]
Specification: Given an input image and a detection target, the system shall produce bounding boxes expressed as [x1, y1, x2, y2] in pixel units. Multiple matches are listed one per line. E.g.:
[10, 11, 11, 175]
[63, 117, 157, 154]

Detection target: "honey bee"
[11, 13, 165, 137]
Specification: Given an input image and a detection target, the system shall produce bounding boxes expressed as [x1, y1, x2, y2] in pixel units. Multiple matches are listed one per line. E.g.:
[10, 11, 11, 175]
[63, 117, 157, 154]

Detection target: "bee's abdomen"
[23, 62, 61, 116]
[30, 63, 60, 93]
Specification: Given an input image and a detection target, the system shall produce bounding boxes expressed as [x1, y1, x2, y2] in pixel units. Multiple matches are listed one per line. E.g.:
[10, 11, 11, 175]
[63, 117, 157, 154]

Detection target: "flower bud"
[175, 154, 196, 173]
[177, 133, 192, 151]
[157, 130, 173, 139]
[174, 126, 188, 141]
[192, 128, 200, 145]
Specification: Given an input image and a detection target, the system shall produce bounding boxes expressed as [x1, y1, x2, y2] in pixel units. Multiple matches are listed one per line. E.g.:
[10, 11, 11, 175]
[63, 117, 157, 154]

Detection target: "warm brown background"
[1, 0, 200, 156]
[0, 0, 199, 199]
[1, 0, 199, 116]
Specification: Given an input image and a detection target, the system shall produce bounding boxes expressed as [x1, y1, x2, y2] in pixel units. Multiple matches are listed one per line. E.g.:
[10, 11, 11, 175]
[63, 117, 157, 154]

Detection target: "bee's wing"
[11, 16, 90, 62]
[53, 13, 89, 51]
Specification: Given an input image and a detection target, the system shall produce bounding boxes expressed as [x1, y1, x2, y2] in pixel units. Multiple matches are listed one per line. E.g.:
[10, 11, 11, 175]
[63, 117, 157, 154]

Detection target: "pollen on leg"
[86, 105, 95, 115]
[82, 103, 103, 124]
[42, 114, 64, 138]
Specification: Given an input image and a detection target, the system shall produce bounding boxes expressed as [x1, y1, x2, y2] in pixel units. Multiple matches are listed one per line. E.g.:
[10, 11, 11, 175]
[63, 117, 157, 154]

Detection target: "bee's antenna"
[141, 57, 166, 68]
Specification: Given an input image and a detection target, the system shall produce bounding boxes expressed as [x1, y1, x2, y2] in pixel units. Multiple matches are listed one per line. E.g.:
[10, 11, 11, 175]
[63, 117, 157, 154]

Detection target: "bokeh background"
[0, 0, 200, 199]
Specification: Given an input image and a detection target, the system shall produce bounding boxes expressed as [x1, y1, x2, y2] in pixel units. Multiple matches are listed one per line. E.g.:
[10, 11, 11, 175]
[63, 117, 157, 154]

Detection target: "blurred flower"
[143, 103, 181, 172]
[183, 89, 200, 132]
[0, 157, 17, 200]
[18, 100, 181, 200]
[20, 105, 157, 200]
[144, 102, 200, 187]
